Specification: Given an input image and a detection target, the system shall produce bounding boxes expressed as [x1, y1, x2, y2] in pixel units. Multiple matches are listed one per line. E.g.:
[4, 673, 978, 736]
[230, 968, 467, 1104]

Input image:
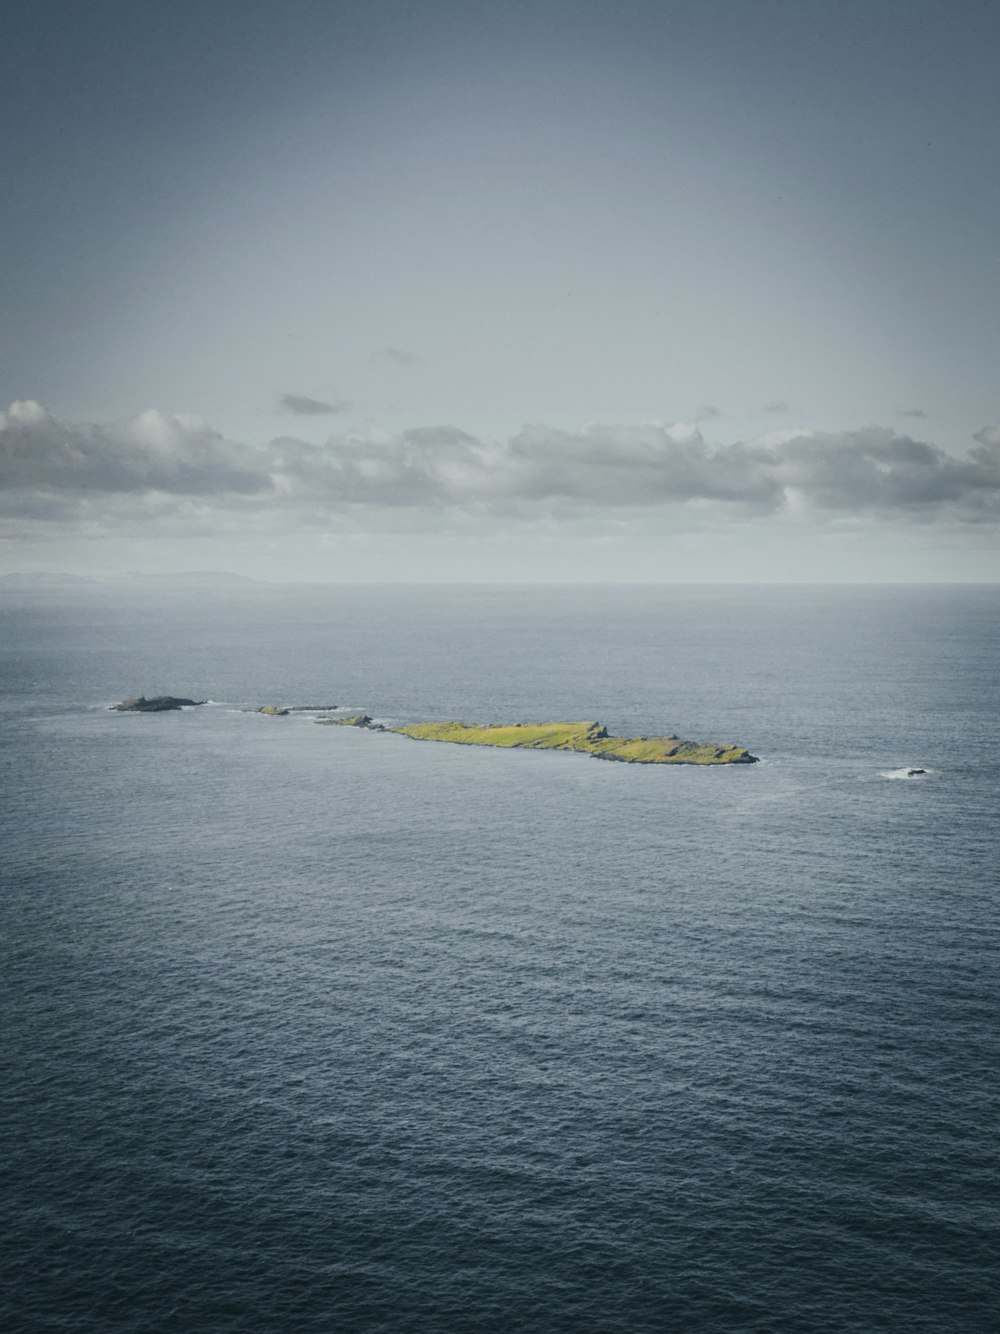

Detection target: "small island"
[388, 720, 757, 764]
[109, 697, 757, 764]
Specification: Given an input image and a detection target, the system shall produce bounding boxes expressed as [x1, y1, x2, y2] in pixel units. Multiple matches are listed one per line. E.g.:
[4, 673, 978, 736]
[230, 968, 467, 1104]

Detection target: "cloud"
[973, 423, 1000, 447]
[759, 400, 788, 414]
[769, 427, 999, 517]
[3, 402, 999, 533]
[279, 393, 349, 416]
[897, 407, 928, 419]
[0, 401, 269, 501]
[370, 347, 421, 368]
[697, 404, 722, 419]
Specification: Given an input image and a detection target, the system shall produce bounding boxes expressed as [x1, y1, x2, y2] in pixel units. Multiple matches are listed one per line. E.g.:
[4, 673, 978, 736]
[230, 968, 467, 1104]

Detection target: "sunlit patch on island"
[387, 720, 757, 764]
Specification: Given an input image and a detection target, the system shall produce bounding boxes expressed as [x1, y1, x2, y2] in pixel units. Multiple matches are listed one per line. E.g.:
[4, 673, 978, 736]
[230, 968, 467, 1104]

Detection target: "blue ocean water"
[1, 583, 998, 1332]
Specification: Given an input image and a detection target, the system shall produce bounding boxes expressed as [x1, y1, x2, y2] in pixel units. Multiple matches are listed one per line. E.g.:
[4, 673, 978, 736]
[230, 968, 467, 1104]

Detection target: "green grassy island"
[389, 720, 757, 765]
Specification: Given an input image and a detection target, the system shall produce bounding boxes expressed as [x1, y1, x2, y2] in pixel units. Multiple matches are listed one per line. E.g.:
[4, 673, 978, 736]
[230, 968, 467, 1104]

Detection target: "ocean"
[2, 582, 998, 1332]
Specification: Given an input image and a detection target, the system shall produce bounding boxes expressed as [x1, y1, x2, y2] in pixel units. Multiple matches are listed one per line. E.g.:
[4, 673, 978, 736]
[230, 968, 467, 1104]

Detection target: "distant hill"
[0, 570, 260, 589]
[113, 571, 260, 587]
[0, 572, 101, 588]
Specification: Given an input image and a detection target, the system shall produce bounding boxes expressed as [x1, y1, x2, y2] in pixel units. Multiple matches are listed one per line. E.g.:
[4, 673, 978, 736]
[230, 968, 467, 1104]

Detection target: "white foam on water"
[880, 767, 933, 780]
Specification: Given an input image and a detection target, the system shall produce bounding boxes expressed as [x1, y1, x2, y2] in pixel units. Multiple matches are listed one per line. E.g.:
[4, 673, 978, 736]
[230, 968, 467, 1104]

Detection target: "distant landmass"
[0, 572, 102, 588]
[0, 570, 260, 589]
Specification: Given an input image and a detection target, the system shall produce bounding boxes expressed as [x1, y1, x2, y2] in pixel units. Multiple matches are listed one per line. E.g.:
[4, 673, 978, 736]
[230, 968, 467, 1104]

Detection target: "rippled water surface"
[2, 584, 998, 1332]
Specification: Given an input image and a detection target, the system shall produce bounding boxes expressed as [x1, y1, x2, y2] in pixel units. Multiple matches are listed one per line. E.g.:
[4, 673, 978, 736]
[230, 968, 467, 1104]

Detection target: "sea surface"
[1, 583, 998, 1333]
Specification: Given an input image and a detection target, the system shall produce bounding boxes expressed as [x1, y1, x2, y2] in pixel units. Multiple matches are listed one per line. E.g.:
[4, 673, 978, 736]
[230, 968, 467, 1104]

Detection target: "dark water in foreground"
[2, 584, 998, 1332]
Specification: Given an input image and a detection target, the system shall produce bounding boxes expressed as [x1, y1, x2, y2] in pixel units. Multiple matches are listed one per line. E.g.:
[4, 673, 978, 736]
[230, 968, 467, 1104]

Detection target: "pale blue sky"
[2, 1, 999, 580]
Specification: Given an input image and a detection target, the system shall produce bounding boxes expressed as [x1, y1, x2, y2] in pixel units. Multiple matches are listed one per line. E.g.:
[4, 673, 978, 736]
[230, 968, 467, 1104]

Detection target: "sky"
[2, 0, 999, 582]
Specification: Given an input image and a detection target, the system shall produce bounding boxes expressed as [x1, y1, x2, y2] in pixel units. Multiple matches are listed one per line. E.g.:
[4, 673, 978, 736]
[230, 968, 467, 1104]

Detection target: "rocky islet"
[111, 696, 205, 712]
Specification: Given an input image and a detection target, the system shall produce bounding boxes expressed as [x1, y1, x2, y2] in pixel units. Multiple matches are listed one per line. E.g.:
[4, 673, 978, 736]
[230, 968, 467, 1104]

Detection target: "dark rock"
[907, 768, 927, 776]
[111, 696, 204, 712]
[314, 713, 382, 729]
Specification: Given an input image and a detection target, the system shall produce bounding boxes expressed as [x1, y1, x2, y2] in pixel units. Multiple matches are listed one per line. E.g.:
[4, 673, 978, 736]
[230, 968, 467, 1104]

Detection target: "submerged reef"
[389, 720, 757, 764]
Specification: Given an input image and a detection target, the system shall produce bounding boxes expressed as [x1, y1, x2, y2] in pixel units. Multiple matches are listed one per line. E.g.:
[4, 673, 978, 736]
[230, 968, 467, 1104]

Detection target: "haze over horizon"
[2, 0, 999, 582]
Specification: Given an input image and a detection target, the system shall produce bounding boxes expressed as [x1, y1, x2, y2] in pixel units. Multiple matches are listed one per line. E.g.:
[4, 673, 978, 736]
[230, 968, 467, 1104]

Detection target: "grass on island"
[389, 720, 756, 764]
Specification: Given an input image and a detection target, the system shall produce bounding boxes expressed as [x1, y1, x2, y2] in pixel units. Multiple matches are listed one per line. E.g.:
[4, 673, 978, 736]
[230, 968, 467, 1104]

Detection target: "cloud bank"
[2, 401, 999, 534]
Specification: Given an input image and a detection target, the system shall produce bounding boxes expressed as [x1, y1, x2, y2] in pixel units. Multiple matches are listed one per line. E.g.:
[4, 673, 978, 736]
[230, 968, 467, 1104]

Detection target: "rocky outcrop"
[111, 696, 204, 712]
[314, 713, 384, 729]
[248, 705, 341, 715]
